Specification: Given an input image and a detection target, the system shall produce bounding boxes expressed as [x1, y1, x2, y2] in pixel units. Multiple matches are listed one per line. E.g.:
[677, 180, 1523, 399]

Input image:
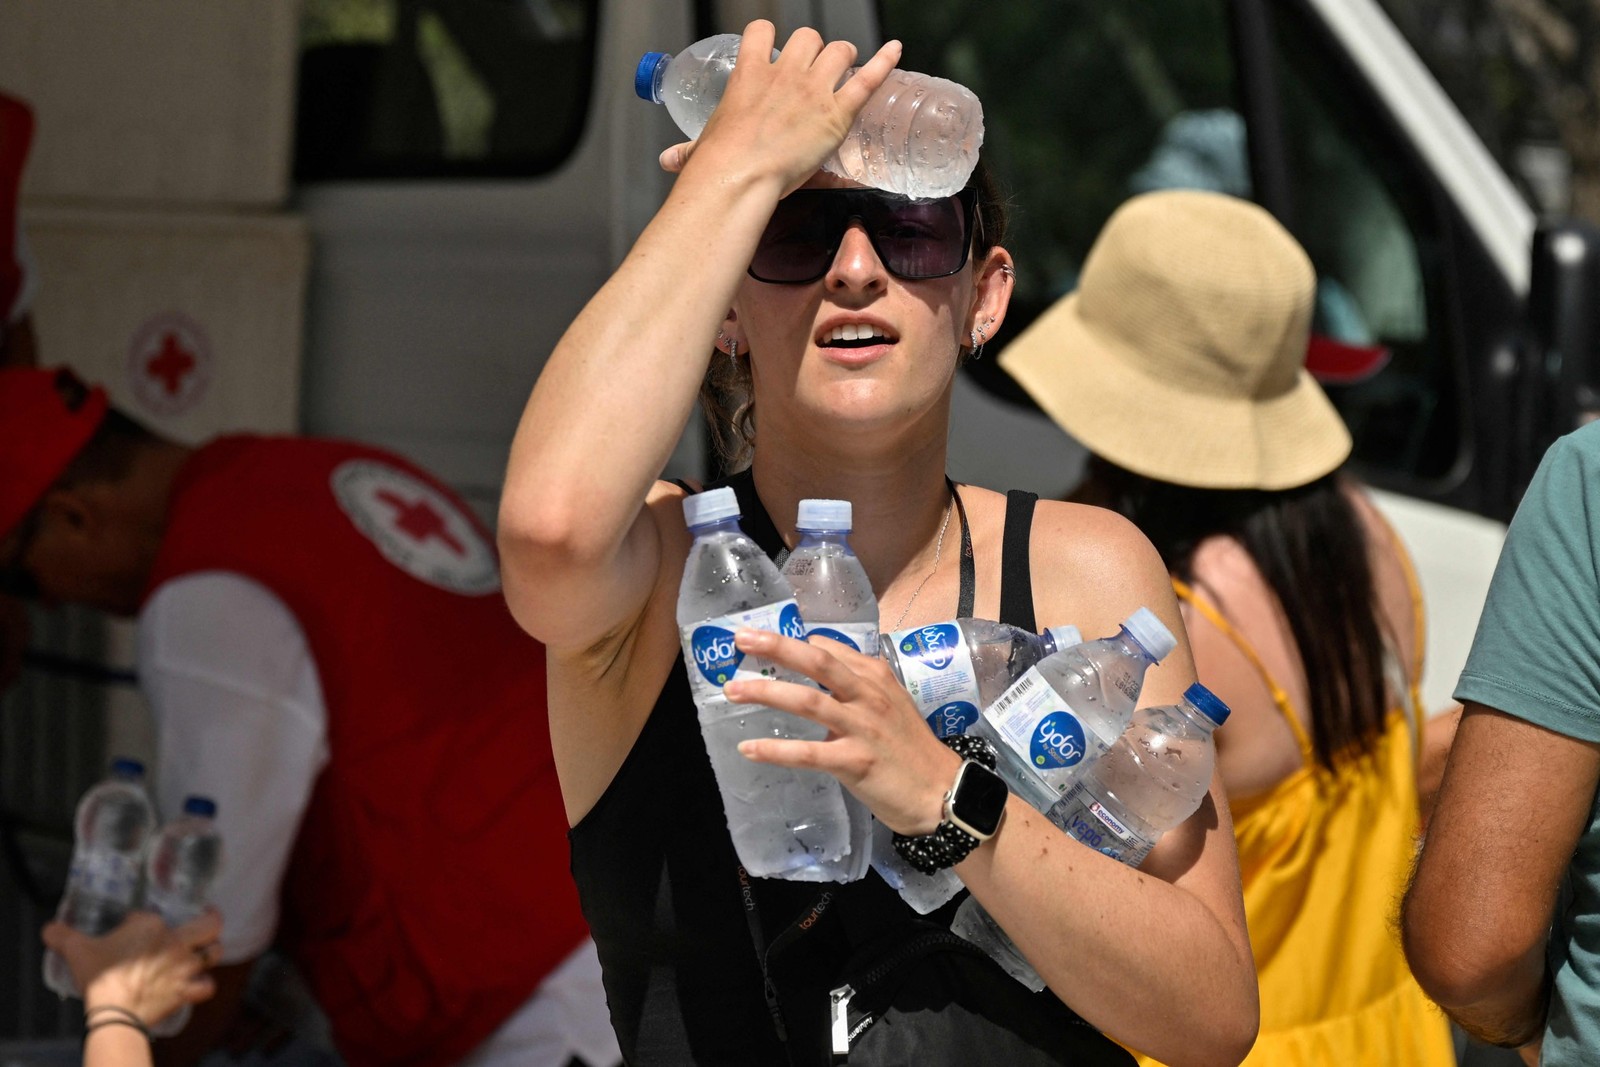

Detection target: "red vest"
[142, 436, 586, 1066]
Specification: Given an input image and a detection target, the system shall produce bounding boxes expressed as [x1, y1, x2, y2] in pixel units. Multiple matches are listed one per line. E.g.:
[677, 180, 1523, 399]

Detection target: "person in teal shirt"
[1404, 422, 1600, 1065]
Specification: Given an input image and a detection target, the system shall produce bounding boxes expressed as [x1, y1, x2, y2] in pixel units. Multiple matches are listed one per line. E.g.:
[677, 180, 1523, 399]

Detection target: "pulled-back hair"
[1084, 455, 1391, 771]
[699, 159, 1011, 473]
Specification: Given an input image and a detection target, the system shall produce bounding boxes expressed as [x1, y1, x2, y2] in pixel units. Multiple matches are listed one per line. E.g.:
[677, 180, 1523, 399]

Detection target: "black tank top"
[570, 474, 1096, 1065]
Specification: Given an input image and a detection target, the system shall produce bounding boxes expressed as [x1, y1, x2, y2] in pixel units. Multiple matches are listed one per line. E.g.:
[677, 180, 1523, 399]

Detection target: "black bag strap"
[998, 490, 1038, 631]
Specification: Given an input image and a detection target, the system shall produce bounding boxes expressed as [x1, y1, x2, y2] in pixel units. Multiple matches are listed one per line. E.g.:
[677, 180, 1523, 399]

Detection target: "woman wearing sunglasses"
[500, 21, 1257, 1067]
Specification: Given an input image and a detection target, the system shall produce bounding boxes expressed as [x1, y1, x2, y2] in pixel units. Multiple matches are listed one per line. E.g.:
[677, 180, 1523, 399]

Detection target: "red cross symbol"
[375, 489, 466, 556]
[145, 332, 197, 396]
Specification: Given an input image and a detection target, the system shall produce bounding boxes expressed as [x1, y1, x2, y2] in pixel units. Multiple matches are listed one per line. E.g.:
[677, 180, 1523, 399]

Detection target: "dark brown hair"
[1082, 455, 1391, 771]
[699, 160, 1010, 473]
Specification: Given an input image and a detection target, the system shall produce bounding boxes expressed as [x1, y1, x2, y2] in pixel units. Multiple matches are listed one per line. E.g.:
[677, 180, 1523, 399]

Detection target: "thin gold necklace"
[889, 492, 955, 631]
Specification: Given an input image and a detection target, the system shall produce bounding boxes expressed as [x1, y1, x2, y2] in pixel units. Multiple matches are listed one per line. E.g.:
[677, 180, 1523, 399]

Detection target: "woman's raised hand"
[724, 629, 962, 835]
[661, 21, 902, 197]
[43, 909, 222, 1025]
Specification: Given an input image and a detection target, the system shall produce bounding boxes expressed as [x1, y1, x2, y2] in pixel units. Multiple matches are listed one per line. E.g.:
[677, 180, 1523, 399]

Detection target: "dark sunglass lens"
[750, 196, 838, 283]
[870, 197, 968, 279]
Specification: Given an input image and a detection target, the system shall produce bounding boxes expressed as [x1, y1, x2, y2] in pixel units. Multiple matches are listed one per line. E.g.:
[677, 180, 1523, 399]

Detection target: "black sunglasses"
[748, 187, 978, 285]
[0, 507, 42, 601]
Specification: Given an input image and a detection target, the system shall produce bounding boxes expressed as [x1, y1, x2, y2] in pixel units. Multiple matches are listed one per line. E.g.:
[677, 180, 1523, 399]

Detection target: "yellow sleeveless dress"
[1138, 566, 1453, 1066]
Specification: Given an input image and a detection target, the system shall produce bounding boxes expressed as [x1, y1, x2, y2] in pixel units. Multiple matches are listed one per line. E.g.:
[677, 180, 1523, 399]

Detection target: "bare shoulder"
[1029, 500, 1171, 595]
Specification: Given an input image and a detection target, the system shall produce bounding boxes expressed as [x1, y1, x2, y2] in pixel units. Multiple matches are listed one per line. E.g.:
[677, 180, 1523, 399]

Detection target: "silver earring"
[728, 336, 738, 365]
[969, 324, 986, 361]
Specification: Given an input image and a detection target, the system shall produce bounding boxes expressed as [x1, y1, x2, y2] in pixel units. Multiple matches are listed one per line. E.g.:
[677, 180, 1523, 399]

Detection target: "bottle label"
[982, 667, 1113, 795]
[889, 623, 982, 733]
[805, 621, 879, 658]
[1055, 789, 1155, 867]
[681, 599, 806, 702]
[68, 851, 141, 905]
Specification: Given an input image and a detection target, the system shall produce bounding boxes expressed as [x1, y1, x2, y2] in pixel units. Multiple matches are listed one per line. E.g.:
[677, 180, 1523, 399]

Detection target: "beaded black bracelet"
[84, 1004, 151, 1041]
[891, 735, 1001, 875]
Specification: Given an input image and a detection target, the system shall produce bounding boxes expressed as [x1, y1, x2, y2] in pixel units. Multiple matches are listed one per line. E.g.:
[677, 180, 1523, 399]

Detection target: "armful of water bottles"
[729, 628, 1259, 1066]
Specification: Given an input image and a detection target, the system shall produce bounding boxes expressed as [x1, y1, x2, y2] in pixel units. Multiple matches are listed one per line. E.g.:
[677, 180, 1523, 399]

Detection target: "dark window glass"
[295, 0, 598, 181]
[879, 0, 1241, 344]
[1270, 5, 1462, 483]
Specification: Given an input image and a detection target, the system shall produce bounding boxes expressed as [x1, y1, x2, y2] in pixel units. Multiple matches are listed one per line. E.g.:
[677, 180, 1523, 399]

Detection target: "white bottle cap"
[682, 486, 740, 528]
[796, 498, 852, 531]
[1122, 607, 1177, 661]
[1044, 625, 1082, 652]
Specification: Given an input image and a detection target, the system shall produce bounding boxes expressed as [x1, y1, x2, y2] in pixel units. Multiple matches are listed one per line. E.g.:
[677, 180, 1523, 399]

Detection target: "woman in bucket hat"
[1001, 189, 1455, 1066]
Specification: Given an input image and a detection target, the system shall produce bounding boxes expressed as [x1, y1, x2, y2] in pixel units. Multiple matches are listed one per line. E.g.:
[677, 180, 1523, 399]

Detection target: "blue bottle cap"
[1182, 682, 1231, 726]
[182, 796, 217, 818]
[635, 52, 670, 103]
[110, 757, 146, 779]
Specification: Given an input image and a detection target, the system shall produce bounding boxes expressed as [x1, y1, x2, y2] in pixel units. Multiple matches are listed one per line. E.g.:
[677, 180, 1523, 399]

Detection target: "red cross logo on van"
[127, 312, 212, 417]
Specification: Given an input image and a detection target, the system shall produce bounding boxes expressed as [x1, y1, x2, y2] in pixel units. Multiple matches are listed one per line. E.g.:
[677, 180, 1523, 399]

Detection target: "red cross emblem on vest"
[331, 459, 500, 595]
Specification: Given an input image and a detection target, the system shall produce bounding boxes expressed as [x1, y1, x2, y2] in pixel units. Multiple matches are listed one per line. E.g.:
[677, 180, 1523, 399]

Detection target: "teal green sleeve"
[1455, 425, 1600, 742]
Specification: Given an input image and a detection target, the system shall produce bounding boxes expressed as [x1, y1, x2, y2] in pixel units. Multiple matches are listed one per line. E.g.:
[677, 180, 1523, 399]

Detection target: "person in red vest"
[0, 365, 620, 1067]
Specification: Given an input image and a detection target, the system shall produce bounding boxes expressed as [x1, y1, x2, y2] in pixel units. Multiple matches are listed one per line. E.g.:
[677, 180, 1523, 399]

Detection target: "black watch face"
[951, 764, 1009, 837]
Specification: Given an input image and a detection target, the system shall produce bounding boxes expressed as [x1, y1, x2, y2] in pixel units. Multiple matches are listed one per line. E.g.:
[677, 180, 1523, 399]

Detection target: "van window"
[1269, 4, 1461, 483]
[879, 0, 1243, 343]
[295, 0, 598, 180]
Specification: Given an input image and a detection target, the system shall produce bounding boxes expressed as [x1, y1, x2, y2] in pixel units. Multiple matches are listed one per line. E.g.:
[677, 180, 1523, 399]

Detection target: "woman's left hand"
[725, 628, 962, 834]
[42, 909, 221, 1025]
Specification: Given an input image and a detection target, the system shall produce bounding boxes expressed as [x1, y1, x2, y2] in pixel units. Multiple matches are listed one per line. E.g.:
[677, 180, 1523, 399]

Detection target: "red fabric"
[1305, 333, 1390, 385]
[0, 367, 107, 538]
[142, 437, 586, 1067]
[0, 93, 34, 324]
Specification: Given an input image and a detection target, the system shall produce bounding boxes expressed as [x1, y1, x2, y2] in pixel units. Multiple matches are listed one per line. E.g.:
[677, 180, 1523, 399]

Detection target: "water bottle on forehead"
[44, 759, 157, 998]
[781, 498, 876, 882]
[636, 34, 984, 199]
[679, 487, 852, 880]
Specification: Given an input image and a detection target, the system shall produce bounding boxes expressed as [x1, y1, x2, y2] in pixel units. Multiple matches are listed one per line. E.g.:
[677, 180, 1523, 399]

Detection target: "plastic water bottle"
[1050, 683, 1230, 866]
[872, 621, 1082, 913]
[44, 758, 157, 998]
[144, 796, 223, 1036]
[954, 684, 1232, 991]
[971, 608, 1176, 811]
[679, 487, 851, 880]
[635, 34, 985, 198]
[881, 620, 1083, 738]
[780, 499, 876, 883]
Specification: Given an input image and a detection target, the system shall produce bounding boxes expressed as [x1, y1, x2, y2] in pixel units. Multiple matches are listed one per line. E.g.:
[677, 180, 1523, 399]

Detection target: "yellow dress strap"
[1172, 577, 1316, 763]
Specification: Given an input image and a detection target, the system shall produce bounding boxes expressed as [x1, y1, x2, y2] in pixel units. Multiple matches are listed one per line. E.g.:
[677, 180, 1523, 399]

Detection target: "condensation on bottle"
[146, 795, 224, 1036]
[636, 34, 984, 199]
[44, 758, 156, 999]
[781, 498, 876, 883]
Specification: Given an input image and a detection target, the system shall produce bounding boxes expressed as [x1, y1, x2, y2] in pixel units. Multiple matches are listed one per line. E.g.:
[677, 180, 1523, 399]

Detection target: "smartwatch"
[892, 735, 1010, 875]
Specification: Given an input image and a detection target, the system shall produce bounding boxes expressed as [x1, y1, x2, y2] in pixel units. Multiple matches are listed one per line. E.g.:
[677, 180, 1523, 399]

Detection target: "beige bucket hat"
[999, 189, 1351, 490]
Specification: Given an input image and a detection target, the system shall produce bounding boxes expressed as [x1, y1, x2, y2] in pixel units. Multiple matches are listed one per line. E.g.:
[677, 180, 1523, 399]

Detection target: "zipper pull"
[764, 975, 788, 1043]
[830, 983, 856, 1056]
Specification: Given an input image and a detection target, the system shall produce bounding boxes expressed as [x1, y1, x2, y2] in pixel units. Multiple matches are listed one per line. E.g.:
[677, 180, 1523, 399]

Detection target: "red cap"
[0, 367, 108, 539]
[1305, 333, 1390, 385]
[0, 93, 35, 326]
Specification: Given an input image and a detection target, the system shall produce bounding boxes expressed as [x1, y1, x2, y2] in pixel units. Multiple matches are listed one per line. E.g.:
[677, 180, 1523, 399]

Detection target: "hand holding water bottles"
[726, 628, 965, 838]
[41, 909, 221, 1029]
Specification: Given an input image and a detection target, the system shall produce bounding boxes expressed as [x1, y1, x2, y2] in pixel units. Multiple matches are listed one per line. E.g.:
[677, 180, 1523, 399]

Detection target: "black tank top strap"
[999, 490, 1039, 631]
[952, 478, 976, 619]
